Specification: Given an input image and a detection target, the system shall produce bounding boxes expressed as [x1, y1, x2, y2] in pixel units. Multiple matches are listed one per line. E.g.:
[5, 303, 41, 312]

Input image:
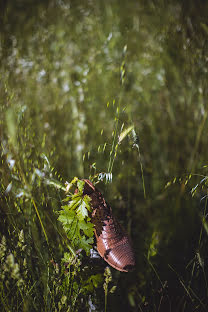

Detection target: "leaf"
[58, 209, 76, 225]
[79, 220, 94, 237]
[91, 274, 103, 288]
[109, 286, 117, 294]
[65, 176, 78, 192]
[84, 274, 103, 291]
[148, 231, 160, 259]
[118, 125, 134, 144]
[71, 192, 82, 200]
[62, 196, 71, 202]
[77, 180, 85, 192]
[68, 198, 81, 210]
[77, 200, 88, 220]
[79, 236, 94, 255]
[67, 219, 78, 239]
[83, 195, 92, 211]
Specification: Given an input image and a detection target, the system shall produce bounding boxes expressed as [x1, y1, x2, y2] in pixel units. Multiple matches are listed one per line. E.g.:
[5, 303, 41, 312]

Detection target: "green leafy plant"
[103, 267, 116, 312]
[58, 178, 94, 256]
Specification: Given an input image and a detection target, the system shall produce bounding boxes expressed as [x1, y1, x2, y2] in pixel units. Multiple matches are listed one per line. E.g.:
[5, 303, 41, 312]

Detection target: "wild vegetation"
[0, 0, 208, 311]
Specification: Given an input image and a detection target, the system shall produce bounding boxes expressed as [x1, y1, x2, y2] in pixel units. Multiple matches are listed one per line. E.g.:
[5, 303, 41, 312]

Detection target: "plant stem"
[32, 198, 49, 245]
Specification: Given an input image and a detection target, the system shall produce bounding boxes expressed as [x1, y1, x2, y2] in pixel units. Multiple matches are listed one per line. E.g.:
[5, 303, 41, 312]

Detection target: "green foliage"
[103, 267, 117, 312]
[147, 231, 160, 259]
[58, 178, 94, 255]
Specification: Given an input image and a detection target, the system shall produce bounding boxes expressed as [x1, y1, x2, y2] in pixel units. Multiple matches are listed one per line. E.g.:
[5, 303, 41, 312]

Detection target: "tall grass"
[1, 0, 208, 311]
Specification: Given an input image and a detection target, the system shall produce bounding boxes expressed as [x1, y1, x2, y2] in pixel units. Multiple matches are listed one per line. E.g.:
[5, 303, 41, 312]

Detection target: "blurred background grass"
[0, 0, 208, 311]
